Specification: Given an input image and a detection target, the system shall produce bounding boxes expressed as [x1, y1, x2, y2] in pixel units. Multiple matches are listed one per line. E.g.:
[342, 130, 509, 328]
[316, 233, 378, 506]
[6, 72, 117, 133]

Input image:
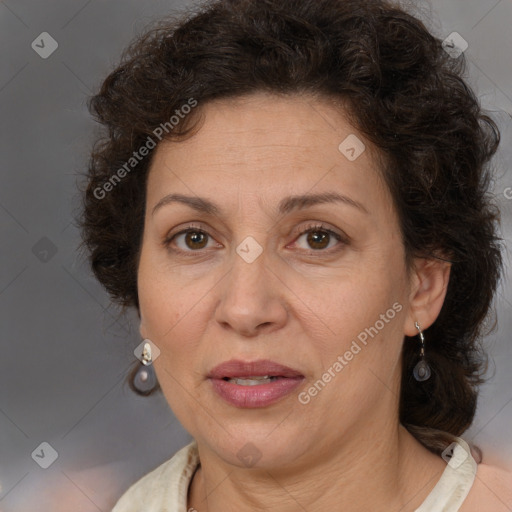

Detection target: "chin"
[198, 423, 309, 470]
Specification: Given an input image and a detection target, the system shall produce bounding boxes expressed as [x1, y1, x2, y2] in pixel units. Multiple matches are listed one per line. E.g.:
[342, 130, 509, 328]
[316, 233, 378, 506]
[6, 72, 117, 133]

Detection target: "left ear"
[404, 257, 451, 337]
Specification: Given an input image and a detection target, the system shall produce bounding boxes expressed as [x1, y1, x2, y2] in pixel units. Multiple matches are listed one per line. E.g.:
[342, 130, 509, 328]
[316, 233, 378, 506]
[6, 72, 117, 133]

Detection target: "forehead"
[146, 92, 388, 207]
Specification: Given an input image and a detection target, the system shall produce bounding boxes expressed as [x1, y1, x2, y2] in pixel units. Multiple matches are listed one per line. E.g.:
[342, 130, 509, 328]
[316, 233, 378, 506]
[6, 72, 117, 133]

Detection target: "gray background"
[0, 0, 511, 510]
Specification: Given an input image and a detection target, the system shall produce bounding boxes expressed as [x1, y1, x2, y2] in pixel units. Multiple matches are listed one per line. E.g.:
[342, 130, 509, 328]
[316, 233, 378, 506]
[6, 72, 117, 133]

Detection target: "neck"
[188, 423, 446, 512]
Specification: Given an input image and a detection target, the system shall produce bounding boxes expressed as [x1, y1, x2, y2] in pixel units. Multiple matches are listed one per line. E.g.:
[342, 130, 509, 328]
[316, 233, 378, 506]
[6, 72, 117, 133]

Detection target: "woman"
[79, 0, 512, 510]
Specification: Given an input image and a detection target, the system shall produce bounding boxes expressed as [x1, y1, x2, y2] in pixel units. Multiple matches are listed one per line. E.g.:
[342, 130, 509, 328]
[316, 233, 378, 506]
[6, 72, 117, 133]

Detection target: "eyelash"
[163, 222, 348, 256]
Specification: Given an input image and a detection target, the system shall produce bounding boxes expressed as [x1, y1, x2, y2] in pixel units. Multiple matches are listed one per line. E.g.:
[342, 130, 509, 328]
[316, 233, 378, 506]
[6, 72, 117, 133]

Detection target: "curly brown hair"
[78, 0, 503, 455]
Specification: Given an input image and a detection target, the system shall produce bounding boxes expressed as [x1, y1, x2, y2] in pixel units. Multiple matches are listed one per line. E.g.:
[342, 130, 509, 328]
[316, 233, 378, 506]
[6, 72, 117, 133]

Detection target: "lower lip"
[210, 377, 305, 408]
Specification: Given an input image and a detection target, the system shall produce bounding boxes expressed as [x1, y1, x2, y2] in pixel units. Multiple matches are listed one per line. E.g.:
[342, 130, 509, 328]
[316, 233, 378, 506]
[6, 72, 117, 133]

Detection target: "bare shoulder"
[461, 462, 512, 512]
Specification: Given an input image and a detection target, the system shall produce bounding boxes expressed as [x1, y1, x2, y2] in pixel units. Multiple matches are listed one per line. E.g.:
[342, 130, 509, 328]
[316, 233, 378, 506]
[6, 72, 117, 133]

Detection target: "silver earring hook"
[413, 322, 431, 381]
[415, 322, 425, 358]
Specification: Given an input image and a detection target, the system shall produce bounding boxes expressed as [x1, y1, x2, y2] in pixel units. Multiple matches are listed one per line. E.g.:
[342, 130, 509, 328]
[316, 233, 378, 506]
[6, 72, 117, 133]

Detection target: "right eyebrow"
[152, 194, 220, 217]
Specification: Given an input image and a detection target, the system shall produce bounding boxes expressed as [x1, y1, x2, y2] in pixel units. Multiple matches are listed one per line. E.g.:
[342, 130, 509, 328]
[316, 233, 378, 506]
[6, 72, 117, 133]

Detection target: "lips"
[207, 359, 305, 408]
[208, 359, 304, 379]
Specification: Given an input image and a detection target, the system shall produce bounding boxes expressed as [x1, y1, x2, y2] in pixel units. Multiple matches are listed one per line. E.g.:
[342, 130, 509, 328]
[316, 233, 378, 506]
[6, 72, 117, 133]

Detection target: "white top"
[111, 437, 477, 512]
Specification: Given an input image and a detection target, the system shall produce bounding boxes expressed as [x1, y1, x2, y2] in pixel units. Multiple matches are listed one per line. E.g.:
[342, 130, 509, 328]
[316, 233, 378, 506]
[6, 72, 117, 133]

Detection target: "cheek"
[137, 255, 218, 386]
[137, 267, 208, 412]
[299, 260, 407, 380]
[294, 257, 402, 329]
[137, 243, 210, 338]
[138, 279, 204, 352]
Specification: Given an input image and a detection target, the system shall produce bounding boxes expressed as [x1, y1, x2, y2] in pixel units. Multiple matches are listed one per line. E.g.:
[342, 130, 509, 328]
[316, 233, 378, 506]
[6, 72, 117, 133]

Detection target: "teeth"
[227, 376, 278, 385]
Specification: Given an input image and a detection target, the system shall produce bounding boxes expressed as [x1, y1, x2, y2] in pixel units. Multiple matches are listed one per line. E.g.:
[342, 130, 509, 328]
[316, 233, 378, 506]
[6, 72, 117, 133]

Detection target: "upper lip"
[208, 359, 304, 379]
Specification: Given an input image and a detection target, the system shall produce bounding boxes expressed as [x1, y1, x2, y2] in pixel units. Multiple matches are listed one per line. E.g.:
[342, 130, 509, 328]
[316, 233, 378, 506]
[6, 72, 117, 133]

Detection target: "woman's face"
[137, 92, 418, 469]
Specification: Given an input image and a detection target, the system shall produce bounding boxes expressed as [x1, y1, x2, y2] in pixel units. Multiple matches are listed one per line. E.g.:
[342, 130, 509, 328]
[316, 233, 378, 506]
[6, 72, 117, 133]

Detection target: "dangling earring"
[132, 340, 158, 394]
[413, 321, 431, 381]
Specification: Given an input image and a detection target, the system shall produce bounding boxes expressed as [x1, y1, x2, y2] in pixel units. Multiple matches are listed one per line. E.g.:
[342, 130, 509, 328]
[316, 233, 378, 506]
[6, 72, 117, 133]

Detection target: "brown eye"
[165, 228, 217, 252]
[306, 230, 331, 250]
[184, 231, 209, 250]
[294, 224, 344, 252]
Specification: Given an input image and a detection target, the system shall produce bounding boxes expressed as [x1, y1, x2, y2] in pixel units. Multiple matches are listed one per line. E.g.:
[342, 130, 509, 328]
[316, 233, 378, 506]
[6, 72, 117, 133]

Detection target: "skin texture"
[137, 92, 455, 511]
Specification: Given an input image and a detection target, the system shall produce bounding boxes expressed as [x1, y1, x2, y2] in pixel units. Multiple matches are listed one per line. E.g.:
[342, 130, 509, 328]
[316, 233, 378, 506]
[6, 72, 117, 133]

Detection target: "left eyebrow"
[278, 192, 368, 215]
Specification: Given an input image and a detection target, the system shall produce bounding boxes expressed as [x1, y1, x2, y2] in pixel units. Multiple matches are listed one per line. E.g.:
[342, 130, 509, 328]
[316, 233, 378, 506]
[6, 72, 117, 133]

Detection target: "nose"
[214, 248, 288, 337]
